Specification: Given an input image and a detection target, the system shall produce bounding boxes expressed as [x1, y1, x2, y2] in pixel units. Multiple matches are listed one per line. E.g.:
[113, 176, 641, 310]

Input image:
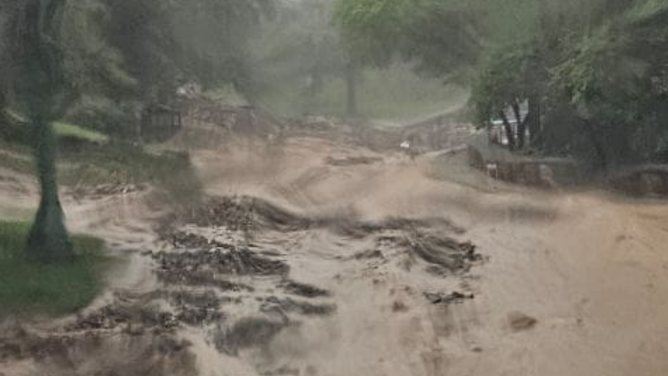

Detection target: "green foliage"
[334, 0, 407, 65]
[0, 0, 274, 137]
[469, 44, 540, 127]
[335, 0, 668, 168]
[54, 122, 109, 143]
[252, 0, 466, 118]
[334, 0, 482, 76]
[60, 0, 138, 102]
[2, 0, 75, 262]
[2, 109, 108, 145]
[89, 0, 272, 103]
[7, 0, 71, 119]
[0, 221, 107, 316]
[544, 0, 668, 166]
[171, 0, 272, 96]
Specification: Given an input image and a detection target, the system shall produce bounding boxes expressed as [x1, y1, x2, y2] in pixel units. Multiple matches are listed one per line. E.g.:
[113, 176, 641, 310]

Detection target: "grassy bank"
[54, 121, 109, 143]
[59, 143, 202, 201]
[0, 221, 109, 316]
[0, 137, 202, 202]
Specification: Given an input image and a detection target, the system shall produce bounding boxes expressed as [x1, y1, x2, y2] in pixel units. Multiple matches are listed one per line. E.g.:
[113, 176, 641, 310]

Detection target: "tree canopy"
[2, 0, 273, 136]
[335, 0, 668, 169]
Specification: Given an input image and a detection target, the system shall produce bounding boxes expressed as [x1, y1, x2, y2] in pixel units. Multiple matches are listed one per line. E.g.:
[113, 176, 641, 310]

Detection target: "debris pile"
[180, 196, 312, 233]
[153, 247, 289, 278]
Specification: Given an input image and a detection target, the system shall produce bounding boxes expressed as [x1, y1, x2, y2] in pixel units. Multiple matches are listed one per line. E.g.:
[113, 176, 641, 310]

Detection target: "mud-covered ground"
[2, 122, 668, 376]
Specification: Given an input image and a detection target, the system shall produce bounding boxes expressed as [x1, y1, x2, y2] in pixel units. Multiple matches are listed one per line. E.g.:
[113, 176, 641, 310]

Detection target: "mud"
[72, 183, 148, 199]
[69, 290, 227, 332]
[177, 196, 312, 233]
[325, 155, 382, 167]
[156, 267, 254, 291]
[281, 281, 331, 298]
[153, 247, 290, 278]
[0, 185, 477, 375]
[137, 189, 478, 374]
[401, 232, 481, 274]
[424, 291, 475, 305]
[0, 326, 195, 376]
[169, 291, 226, 326]
[68, 304, 179, 332]
[507, 312, 538, 332]
[8, 116, 664, 376]
[214, 317, 290, 356]
[260, 296, 336, 316]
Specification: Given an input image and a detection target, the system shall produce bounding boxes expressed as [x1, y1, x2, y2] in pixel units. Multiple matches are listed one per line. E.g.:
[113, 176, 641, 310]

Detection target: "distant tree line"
[335, 0, 668, 170]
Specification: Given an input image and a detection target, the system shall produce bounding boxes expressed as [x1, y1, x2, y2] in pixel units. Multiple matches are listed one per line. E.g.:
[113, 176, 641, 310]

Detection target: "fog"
[1, 1, 668, 375]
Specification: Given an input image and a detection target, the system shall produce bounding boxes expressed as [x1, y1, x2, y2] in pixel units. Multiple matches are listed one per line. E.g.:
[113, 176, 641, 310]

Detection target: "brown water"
[2, 134, 668, 376]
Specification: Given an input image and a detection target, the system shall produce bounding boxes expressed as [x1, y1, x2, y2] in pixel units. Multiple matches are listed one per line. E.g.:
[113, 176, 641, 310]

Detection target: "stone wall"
[608, 165, 668, 196]
[467, 135, 581, 188]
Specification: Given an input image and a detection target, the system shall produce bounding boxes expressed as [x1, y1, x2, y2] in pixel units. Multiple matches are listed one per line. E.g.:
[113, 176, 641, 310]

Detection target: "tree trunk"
[499, 110, 515, 151]
[26, 115, 72, 262]
[527, 96, 541, 147]
[583, 120, 608, 171]
[345, 62, 358, 117]
[18, 0, 73, 262]
[0, 89, 7, 132]
[512, 103, 525, 149]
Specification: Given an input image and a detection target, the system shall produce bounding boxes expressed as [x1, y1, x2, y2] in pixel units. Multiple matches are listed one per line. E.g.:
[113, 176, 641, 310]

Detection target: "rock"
[424, 291, 474, 305]
[282, 281, 331, 298]
[392, 301, 409, 313]
[507, 311, 538, 332]
[214, 317, 288, 356]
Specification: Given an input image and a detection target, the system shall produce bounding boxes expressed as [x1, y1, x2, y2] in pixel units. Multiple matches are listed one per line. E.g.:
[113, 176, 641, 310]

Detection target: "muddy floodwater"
[2, 132, 668, 376]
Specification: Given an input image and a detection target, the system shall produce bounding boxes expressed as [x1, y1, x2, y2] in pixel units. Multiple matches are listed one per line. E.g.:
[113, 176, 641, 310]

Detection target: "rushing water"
[2, 135, 668, 376]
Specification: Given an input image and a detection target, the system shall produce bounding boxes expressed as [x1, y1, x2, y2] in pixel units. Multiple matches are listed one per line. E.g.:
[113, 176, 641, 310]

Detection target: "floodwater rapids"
[2, 134, 668, 376]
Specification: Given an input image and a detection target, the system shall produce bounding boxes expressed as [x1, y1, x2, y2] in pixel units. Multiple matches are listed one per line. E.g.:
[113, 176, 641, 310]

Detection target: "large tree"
[469, 44, 544, 151]
[542, 0, 668, 167]
[4, 0, 73, 262]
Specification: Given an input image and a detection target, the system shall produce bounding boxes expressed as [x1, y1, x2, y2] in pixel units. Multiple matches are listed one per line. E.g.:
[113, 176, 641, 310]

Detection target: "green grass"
[54, 121, 109, 143]
[0, 138, 201, 203]
[0, 221, 108, 317]
[7, 110, 109, 143]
